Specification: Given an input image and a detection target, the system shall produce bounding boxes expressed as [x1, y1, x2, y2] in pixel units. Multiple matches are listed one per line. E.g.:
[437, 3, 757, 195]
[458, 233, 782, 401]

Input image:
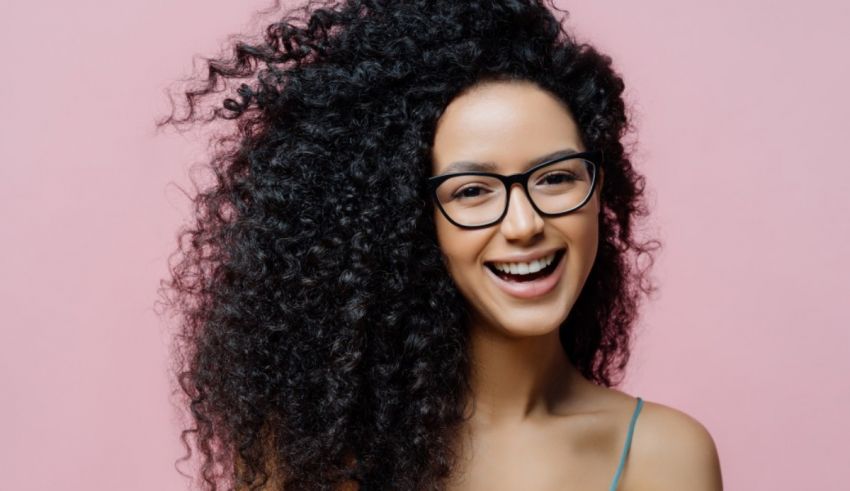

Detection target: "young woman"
[158, 1, 723, 489]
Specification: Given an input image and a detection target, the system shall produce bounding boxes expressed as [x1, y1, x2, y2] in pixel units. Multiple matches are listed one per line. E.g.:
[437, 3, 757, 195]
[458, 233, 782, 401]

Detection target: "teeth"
[491, 252, 557, 275]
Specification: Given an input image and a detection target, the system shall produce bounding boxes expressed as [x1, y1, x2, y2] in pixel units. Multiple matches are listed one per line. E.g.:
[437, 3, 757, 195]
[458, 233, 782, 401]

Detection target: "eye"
[538, 171, 578, 186]
[451, 185, 491, 200]
[436, 175, 502, 205]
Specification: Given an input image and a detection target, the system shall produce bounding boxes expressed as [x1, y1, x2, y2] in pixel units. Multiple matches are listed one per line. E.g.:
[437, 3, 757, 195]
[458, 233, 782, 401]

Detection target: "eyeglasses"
[428, 150, 602, 229]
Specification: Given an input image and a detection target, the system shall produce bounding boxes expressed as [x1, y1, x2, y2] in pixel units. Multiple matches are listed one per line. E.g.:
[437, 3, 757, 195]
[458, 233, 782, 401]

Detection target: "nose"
[499, 184, 545, 241]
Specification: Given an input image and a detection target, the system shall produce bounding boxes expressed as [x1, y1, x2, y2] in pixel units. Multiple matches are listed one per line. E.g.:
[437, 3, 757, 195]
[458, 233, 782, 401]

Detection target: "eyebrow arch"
[438, 148, 581, 175]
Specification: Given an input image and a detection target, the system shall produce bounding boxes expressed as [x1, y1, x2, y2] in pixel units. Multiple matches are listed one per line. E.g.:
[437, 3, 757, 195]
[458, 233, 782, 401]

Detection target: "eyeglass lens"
[433, 158, 595, 227]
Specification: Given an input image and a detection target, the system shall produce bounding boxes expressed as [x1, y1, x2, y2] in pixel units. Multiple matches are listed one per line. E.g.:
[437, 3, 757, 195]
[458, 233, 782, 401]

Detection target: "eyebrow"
[437, 148, 581, 175]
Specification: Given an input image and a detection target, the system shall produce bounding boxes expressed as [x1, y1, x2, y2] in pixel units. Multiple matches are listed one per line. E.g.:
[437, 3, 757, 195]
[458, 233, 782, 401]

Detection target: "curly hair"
[155, 0, 660, 489]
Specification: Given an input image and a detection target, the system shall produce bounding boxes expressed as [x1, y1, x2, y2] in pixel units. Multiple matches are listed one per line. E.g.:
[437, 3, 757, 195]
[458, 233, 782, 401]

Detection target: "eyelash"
[450, 171, 578, 200]
[540, 172, 578, 185]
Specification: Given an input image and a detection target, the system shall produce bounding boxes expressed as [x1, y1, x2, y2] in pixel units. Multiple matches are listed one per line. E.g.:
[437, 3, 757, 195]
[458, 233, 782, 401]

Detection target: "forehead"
[431, 80, 584, 175]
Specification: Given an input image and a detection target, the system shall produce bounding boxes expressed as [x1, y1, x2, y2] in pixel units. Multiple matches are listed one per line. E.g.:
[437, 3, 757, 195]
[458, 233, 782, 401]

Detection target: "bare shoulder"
[626, 399, 723, 491]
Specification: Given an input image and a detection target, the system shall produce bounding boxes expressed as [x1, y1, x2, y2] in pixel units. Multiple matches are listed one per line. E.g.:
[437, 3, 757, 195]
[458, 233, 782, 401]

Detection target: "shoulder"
[626, 398, 723, 491]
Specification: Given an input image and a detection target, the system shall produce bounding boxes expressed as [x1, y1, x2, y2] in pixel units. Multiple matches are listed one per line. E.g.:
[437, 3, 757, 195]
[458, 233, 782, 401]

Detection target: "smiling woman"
[431, 81, 603, 328]
[157, 0, 722, 490]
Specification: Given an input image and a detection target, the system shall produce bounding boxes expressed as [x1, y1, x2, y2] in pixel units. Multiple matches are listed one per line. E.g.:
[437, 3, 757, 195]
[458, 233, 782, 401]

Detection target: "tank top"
[608, 397, 644, 491]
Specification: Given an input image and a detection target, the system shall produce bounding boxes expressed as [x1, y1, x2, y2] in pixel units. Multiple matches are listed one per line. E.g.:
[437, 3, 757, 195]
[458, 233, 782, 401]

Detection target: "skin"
[239, 80, 723, 491]
[431, 80, 723, 491]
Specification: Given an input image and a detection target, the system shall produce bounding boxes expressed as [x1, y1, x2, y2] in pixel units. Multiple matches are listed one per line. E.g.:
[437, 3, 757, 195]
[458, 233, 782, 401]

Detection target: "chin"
[481, 303, 571, 338]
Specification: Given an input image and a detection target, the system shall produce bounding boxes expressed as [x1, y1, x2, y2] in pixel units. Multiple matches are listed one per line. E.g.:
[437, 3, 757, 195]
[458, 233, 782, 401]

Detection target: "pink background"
[1, 1, 848, 489]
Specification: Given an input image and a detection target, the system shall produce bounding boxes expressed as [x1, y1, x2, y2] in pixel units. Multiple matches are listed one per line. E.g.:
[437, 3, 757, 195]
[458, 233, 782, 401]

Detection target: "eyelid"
[431, 151, 597, 183]
[437, 149, 583, 176]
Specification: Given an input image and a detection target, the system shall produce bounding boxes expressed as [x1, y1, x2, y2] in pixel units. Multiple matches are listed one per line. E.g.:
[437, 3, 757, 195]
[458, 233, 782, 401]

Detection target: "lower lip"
[484, 251, 566, 300]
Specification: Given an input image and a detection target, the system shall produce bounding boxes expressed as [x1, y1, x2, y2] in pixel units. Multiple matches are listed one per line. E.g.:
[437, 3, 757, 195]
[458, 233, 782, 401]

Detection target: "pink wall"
[1, 1, 847, 489]
[561, 2, 850, 488]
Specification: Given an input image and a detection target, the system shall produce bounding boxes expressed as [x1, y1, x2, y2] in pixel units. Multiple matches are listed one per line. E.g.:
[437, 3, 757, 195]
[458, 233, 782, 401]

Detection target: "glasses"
[428, 150, 602, 229]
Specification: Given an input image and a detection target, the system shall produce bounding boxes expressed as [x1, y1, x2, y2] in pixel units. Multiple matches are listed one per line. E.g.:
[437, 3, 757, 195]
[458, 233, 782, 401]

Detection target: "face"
[431, 80, 604, 337]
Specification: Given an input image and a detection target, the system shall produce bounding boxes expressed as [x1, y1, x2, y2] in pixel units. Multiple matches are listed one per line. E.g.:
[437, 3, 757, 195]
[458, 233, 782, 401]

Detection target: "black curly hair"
[155, 0, 660, 489]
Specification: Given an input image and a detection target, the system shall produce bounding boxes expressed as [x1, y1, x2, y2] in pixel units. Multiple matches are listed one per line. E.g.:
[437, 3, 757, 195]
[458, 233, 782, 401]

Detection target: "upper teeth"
[491, 252, 557, 275]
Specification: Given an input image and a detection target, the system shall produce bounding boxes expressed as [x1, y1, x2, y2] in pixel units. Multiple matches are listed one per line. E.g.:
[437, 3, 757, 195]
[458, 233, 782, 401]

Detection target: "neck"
[463, 316, 589, 428]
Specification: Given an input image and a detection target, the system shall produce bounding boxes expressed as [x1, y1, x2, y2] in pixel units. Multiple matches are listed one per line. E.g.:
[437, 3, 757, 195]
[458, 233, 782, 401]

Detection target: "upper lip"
[485, 247, 565, 264]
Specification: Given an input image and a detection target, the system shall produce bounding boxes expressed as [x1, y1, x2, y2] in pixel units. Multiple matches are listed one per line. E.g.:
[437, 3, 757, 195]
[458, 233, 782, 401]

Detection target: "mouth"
[483, 248, 567, 299]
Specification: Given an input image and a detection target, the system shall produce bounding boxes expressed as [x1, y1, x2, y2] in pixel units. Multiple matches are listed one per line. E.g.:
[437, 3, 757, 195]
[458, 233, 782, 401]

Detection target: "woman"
[157, 0, 723, 489]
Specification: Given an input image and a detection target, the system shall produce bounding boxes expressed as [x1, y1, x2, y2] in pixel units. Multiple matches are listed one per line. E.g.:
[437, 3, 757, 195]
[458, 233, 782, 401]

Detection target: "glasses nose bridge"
[503, 168, 534, 199]
[501, 171, 539, 221]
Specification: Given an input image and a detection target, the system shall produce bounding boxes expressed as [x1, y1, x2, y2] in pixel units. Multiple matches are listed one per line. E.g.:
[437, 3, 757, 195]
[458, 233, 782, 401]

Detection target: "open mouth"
[484, 248, 566, 283]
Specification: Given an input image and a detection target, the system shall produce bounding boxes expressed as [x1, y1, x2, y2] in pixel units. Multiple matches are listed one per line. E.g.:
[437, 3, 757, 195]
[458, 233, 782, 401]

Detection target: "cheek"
[559, 213, 600, 284]
[434, 214, 487, 281]
[434, 213, 460, 272]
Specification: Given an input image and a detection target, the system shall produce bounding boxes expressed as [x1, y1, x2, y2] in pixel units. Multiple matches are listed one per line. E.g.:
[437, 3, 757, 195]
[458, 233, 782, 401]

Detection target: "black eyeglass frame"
[427, 150, 603, 230]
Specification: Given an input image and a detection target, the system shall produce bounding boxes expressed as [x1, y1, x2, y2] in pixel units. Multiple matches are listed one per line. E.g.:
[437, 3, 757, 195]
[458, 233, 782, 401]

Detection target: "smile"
[484, 248, 566, 299]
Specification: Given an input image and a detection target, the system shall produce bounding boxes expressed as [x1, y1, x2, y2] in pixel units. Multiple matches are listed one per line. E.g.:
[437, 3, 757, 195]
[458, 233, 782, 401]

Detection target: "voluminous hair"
[156, 0, 659, 489]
